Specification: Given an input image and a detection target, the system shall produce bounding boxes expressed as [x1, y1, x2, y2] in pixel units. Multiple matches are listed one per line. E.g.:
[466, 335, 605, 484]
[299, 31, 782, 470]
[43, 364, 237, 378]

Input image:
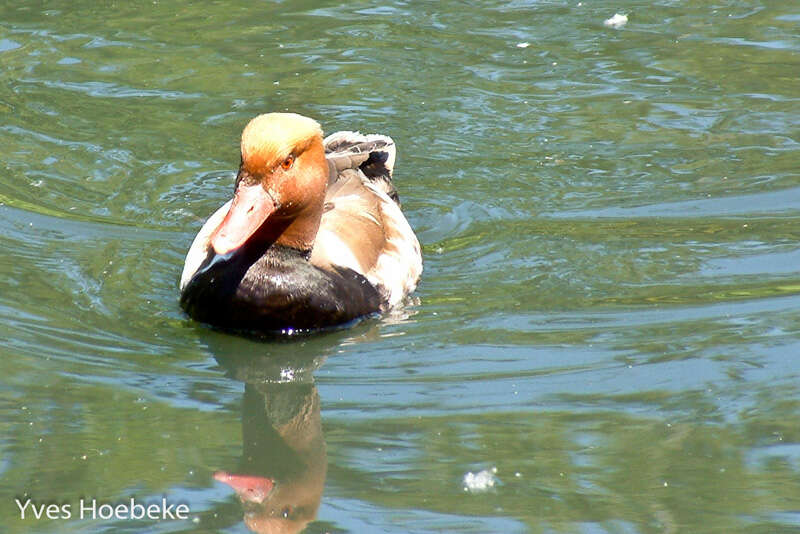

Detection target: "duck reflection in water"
[214, 353, 326, 534]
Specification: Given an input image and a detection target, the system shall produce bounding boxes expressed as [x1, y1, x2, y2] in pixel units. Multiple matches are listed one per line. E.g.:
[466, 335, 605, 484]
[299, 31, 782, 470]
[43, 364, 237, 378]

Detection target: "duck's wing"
[312, 132, 422, 308]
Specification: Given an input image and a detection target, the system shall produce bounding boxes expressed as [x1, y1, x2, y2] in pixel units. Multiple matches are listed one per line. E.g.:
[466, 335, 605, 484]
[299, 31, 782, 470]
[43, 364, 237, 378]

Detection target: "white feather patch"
[312, 229, 366, 275]
[179, 200, 231, 291]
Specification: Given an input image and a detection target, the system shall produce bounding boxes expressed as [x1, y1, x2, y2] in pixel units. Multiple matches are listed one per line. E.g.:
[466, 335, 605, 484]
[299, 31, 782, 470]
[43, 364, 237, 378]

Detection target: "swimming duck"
[179, 113, 422, 333]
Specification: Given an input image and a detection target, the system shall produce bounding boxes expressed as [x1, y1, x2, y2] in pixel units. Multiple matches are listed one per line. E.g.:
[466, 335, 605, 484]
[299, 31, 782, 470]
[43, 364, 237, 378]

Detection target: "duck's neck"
[271, 205, 322, 253]
[271, 140, 328, 253]
[242, 217, 313, 260]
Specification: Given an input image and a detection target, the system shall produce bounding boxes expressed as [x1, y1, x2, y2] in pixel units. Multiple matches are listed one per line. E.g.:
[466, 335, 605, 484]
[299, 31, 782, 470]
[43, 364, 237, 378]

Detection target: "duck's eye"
[280, 506, 292, 519]
[280, 155, 294, 171]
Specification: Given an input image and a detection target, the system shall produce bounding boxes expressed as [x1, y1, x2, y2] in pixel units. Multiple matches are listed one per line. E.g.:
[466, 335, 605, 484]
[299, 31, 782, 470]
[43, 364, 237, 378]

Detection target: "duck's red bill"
[214, 471, 275, 503]
[210, 182, 276, 255]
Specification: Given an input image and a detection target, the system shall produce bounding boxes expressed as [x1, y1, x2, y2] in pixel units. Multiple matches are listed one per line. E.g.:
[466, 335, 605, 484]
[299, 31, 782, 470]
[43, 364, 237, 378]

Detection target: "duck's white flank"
[361, 181, 422, 307]
[180, 200, 230, 292]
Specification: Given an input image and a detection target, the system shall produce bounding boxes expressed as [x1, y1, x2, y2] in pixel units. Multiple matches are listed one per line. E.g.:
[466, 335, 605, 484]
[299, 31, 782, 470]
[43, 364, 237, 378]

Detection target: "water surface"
[2, 1, 800, 532]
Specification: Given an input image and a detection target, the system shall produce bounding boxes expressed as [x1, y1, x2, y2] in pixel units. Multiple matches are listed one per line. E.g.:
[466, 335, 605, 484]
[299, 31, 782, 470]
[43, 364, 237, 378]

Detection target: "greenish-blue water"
[2, 1, 800, 532]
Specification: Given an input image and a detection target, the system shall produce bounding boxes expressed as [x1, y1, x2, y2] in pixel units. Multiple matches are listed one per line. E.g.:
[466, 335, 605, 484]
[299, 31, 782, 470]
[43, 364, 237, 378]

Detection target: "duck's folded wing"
[310, 168, 421, 310]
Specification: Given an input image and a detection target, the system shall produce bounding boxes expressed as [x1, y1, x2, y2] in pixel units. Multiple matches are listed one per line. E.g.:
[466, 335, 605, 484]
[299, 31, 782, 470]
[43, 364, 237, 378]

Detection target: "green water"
[2, 1, 800, 532]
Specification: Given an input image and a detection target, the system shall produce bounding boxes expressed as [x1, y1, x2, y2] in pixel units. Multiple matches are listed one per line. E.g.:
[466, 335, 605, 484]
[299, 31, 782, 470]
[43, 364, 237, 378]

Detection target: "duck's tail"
[323, 131, 399, 204]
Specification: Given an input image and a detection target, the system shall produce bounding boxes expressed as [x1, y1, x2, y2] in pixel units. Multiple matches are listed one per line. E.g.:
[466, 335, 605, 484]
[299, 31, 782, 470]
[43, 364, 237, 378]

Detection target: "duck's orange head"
[210, 113, 329, 255]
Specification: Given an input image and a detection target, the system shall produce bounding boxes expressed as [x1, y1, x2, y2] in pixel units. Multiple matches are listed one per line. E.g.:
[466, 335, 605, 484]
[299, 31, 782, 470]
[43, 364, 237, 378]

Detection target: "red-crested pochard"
[179, 113, 422, 333]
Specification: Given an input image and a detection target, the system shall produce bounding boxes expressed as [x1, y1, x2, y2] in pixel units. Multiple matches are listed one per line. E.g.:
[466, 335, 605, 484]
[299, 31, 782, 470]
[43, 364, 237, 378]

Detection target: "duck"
[179, 113, 422, 334]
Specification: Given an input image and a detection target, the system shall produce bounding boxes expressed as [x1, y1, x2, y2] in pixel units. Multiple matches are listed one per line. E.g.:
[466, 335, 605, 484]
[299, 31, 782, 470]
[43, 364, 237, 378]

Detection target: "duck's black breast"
[180, 244, 381, 333]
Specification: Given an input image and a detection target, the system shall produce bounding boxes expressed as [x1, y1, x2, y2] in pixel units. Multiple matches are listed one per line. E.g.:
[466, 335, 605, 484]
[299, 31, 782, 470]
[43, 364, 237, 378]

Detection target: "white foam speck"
[279, 368, 295, 381]
[463, 467, 498, 493]
[516, 42, 530, 48]
[604, 13, 628, 28]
